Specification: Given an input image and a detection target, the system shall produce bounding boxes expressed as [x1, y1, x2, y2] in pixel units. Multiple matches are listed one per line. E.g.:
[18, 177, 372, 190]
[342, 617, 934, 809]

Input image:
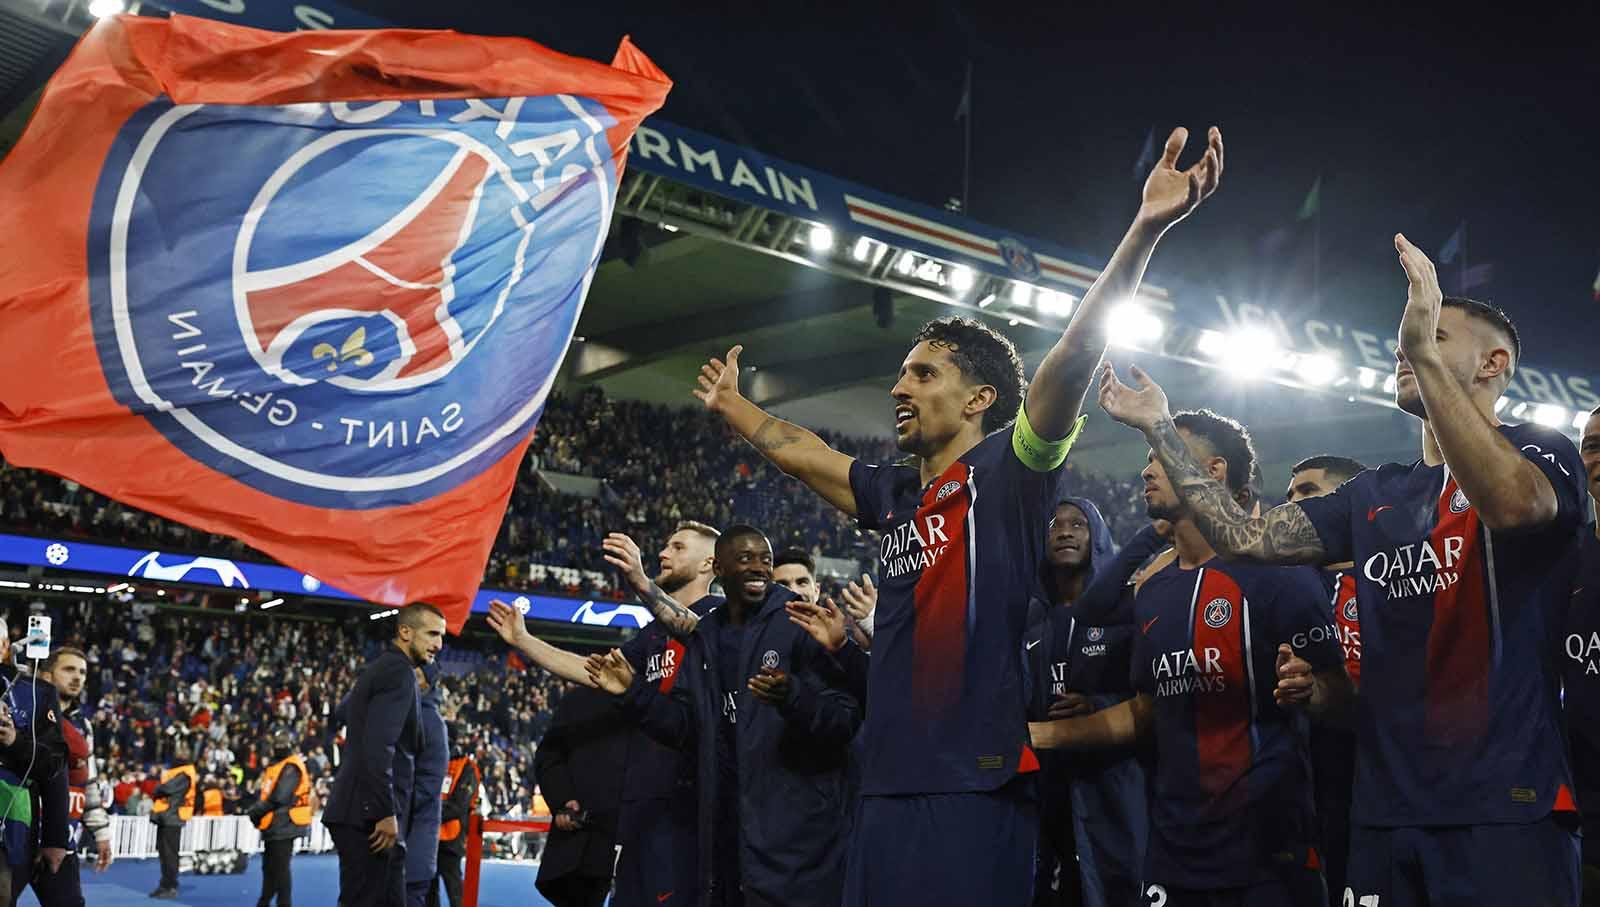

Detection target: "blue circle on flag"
[87, 97, 618, 508]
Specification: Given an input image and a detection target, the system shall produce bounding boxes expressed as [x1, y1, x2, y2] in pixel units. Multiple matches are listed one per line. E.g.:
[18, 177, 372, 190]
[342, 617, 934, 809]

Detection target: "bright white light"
[156, 589, 165, 596]
[1296, 354, 1341, 386]
[914, 259, 943, 283]
[1010, 283, 1034, 306]
[852, 237, 872, 261]
[976, 293, 997, 308]
[1510, 402, 1529, 419]
[1008, 318, 1020, 327]
[1383, 375, 1397, 394]
[1358, 368, 1379, 390]
[1533, 404, 1568, 428]
[1196, 330, 1227, 358]
[807, 225, 834, 252]
[1218, 327, 1277, 378]
[260, 598, 284, 610]
[1107, 304, 1165, 348]
[1036, 290, 1075, 318]
[949, 266, 975, 292]
[658, 222, 679, 232]
[105, 582, 128, 594]
[894, 252, 916, 275]
[1574, 410, 1591, 430]
[88, 0, 124, 17]
[369, 608, 398, 621]
[0, 581, 32, 589]
[1494, 396, 1510, 414]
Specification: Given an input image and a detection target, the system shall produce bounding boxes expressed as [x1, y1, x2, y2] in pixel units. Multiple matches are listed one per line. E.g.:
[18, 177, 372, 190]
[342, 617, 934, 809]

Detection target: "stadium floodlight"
[1036, 290, 1075, 318]
[1533, 403, 1568, 428]
[1295, 353, 1341, 386]
[1196, 329, 1227, 358]
[88, 0, 125, 17]
[914, 259, 943, 283]
[105, 582, 129, 594]
[1008, 318, 1020, 327]
[894, 251, 917, 275]
[1107, 304, 1164, 348]
[807, 224, 834, 252]
[1383, 374, 1397, 394]
[976, 292, 997, 308]
[369, 608, 398, 621]
[1010, 283, 1034, 306]
[260, 598, 284, 610]
[1510, 401, 1529, 419]
[1221, 326, 1277, 378]
[0, 581, 32, 590]
[949, 265, 975, 292]
[1495, 396, 1510, 414]
[852, 236, 873, 261]
[658, 222, 679, 232]
[1575, 410, 1591, 430]
[1358, 367, 1379, 390]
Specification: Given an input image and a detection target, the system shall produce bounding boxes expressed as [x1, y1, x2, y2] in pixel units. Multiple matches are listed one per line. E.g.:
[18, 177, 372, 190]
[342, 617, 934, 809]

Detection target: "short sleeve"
[1272, 567, 1344, 673]
[849, 460, 896, 532]
[1503, 424, 1586, 535]
[1292, 477, 1359, 565]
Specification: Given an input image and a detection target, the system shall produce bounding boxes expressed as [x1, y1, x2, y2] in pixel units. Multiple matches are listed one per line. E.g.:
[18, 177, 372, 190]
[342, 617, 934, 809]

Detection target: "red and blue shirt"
[1297, 422, 1585, 826]
[1132, 557, 1341, 888]
[849, 426, 1064, 795]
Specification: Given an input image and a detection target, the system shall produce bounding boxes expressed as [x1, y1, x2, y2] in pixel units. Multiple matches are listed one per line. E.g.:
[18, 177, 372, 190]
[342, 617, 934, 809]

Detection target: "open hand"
[839, 575, 877, 626]
[601, 533, 650, 595]
[94, 838, 112, 871]
[486, 600, 533, 650]
[1137, 126, 1224, 231]
[786, 599, 847, 653]
[1394, 233, 1443, 363]
[1098, 361, 1171, 433]
[368, 815, 399, 853]
[1046, 693, 1093, 721]
[692, 345, 745, 414]
[585, 649, 635, 696]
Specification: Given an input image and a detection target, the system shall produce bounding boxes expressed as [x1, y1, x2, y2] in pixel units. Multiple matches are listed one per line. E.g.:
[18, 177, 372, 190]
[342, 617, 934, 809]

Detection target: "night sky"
[352, 0, 1600, 372]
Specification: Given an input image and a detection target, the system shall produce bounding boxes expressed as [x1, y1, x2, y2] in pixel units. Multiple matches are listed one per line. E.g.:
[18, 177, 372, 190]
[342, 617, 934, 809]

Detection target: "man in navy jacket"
[406, 661, 449, 907]
[324, 603, 444, 907]
[588, 525, 861, 907]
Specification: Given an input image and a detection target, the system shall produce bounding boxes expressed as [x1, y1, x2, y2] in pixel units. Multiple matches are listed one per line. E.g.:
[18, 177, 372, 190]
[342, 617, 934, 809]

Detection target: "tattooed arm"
[692, 344, 857, 516]
[602, 534, 702, 639]
[1098, 365, 1328, 565]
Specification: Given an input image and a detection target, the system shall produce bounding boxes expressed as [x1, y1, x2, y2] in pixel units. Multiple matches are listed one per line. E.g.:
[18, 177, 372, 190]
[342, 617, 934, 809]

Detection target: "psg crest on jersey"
[1086, 626, 1105, 642]
[87, 96, 619, 509]
[1449, 488, 1470, 513]
[1203, 597, 1233, 628]
[761, 649, 781, 670]
[1342, 596, 1359, 622]
[935, 480, 963, 502]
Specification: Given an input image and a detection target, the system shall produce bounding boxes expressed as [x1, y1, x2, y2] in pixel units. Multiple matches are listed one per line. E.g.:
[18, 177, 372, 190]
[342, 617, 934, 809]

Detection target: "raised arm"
[693, 345, 857, 516]
[1393, 234, 1561, 531]
[1025, 127, 1224, 439]
[601, 534, 701, 638]
[486, 600, 597, 688]
[1098, 365, 1328, 564]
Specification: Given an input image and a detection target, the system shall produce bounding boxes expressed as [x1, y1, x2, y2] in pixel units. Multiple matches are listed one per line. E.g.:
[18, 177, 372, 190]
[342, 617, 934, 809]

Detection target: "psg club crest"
[1449, 489, 1470, 513]
[935, 480, 963, 502]
[1203, 597, 1233, 629]
[1342, 596, 1359, 622]
[87, 96, 619, 509]
[1086, 626, 1104, 642]
[761, 649, 781, 671]
[997, 237, 1041, 281]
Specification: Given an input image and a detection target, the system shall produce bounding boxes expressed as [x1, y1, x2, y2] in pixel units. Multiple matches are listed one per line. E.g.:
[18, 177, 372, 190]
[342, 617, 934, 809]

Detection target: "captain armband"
[1012, 404, 1085, 473]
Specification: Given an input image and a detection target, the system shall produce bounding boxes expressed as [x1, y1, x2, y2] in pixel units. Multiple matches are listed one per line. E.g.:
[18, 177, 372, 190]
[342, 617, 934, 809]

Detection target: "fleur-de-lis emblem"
[312, 327, 375, 373]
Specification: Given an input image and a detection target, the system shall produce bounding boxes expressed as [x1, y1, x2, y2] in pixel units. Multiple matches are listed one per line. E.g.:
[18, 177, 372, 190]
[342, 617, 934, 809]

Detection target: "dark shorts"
[1138, 866, 1326, 907]
[1347, 816, 1581, 907]
[843, 777, 1037, 907]
[613, 795, 696, 907]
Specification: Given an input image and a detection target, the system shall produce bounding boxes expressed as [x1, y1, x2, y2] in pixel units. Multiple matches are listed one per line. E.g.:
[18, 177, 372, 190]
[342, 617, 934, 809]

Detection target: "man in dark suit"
[323, 603, 445, 907]
[533, 684, 631, 907]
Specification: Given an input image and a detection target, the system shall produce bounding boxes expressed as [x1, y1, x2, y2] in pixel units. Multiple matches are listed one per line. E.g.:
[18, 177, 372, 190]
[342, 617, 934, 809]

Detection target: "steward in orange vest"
[151, 764, 196, 826]
[201, 784, 224, 817]
[438, 756, 479, 855]
[248, 751, 312, 839]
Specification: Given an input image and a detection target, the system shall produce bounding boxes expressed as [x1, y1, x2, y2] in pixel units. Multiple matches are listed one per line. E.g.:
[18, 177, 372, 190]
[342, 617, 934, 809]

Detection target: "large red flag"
[0, 15, 670, 630]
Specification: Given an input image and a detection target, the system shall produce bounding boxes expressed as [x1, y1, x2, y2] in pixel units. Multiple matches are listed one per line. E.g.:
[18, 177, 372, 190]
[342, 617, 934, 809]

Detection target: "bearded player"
[668, 127, 1223, 902]
[1099, 236, 1584, 905]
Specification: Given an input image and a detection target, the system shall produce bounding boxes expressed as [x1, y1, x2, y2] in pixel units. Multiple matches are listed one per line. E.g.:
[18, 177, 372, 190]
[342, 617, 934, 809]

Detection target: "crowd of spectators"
[13, 595, 565, 823]
[0, 387, 1148, 604]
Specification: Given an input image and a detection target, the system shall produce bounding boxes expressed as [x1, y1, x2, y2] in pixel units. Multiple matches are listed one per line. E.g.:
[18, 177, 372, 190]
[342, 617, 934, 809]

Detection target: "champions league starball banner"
[0, 15, 671, 631]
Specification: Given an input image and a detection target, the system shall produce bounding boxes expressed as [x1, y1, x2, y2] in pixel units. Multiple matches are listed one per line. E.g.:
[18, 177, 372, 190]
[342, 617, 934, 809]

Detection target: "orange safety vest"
[151, 765, 197, 821]
[256, 754, 312, 831]
[438, 757, 480, 842]
[202, 788, 223, 816]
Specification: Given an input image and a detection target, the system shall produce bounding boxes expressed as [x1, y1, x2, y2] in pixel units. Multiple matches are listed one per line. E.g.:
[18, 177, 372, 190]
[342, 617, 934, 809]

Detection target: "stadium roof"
[3, 0, 1594, 491]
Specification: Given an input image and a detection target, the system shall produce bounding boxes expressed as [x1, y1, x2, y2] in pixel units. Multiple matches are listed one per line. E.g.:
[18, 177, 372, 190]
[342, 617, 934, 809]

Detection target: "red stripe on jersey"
[1555, 783, 1577, 812]
[1017, 744, 1040, 773]
[910, 462, 972, 717]
[658, 639, 686, 694]
[1423, 477, 1490, 746]
[1333, 572, 1362, 687]
[1190, 568, 1252, 802]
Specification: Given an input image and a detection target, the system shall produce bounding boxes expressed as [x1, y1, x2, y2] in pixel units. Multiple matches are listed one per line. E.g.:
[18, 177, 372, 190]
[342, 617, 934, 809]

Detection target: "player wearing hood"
[1025, 496, 1146, 907]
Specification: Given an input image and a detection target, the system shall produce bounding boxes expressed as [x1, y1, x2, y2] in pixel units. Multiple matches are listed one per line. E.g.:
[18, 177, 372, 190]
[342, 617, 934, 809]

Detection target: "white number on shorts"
[1343, 890, 1379, 907]
[1146, 884, 1168, 907]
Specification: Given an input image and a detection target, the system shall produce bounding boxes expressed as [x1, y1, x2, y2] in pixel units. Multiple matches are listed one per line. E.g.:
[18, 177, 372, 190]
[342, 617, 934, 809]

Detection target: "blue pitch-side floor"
[15, 854, 556, 907]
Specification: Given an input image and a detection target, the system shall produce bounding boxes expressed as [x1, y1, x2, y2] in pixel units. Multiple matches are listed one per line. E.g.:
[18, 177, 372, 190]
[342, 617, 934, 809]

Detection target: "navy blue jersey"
[1562, 530, 1600, 825]
[1132, 557, 1342, 889]
[617, 594, 717, 802]
[850, 426, 1065, 795]
[1296, 423, 1584, 827]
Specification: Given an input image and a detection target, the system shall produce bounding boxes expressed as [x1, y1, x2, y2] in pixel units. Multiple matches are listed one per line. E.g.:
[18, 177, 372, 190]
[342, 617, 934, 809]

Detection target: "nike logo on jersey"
[1141, 616, 1160, 635]
[1025, 640, 1041, 650]
[657, 893, 674, 903]
[1367, 505, 1393, 520]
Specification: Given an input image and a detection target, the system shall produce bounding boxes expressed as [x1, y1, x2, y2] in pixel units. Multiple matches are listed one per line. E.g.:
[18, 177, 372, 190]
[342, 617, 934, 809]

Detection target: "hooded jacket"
[620, 586, 861, 907]
[1024, 495, 1149, 899]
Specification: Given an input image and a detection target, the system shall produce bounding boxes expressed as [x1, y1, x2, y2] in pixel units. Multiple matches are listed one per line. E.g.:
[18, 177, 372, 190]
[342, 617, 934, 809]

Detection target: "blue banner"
[146, 0, 387, 31]
[0, 533, 651, 627]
